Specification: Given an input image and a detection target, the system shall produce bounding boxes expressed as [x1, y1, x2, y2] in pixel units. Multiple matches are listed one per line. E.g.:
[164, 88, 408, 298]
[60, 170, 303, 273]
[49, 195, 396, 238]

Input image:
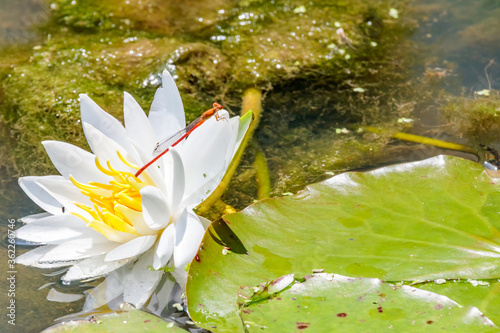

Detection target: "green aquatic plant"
[442, 91, 500, 147]
[1, 0, 418, 184]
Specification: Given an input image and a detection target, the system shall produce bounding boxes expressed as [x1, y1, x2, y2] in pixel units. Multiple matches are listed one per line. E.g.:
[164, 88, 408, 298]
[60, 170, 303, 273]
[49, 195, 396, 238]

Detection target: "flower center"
[70, 151, 150, 242]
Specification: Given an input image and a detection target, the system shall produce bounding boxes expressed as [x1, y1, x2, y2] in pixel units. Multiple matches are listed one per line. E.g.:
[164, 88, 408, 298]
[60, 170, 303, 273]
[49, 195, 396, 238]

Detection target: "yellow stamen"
[110, 180, 130, 188]
[88, 220, 137, 243]
[91, 196, 115, 214]
[71, 212, 91, 224]
[125, 176, 147, 192]
[117, 150, 140, 170]
[114, 204, 157, 236]
[69, 175, 99, 192]
[117, 192, 142, 211]
[93, 203, 106, 223]
[114, 206, 132, 226]
[95, 157, 116, 176]
[68, 153, 150, 242]
[74, 202, 99, 220]
[88, 181, 121, 191]
[102, 211, 138, 234]
[107, 160, 136, 179]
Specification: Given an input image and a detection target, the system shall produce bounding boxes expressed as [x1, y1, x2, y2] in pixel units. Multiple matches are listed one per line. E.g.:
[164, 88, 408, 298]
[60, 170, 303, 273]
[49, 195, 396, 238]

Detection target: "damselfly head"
[481, 146, 500, 178]
[483, 159, 500, 178]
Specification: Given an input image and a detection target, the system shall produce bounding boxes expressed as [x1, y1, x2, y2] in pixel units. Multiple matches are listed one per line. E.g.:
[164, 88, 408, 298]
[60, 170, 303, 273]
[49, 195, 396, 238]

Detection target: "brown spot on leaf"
[427, 320, 433, 325]
[297, 322, 310, 329]
[337, 313, 347, 318]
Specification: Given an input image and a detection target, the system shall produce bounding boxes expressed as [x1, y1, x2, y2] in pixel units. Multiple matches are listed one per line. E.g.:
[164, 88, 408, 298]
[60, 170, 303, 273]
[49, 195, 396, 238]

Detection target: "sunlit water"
[1, 0, 500, 332]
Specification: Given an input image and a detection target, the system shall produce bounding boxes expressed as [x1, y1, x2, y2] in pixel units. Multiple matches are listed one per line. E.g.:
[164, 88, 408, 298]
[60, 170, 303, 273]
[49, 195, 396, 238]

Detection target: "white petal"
[128, 138, 166, 191]
[82, 122, 139, 171]
[171, 266, 189, 290]
[19, 176, 63, 216]
[105, 235, 157, 261]
[33, 176, 93, 219]
[16, 214, 103, 244]
[148, 70, 185, 140]
[83, 268, 127, 311]
[198, 215, 213, 230]
[47, 288, 84, 303]
[226, 116, 242, 162]
[42, 140, 111, 183]
[114, 204, 156, 236]
[178, 115, 236, 207]
[62, 254, 131, 282]
[80, 94, 134, 155]
[16, 245, 55, 265]
[123, 249, 163, 307]
[16, 245, 77, 269]
[173, 208, 205, 268]
[89, 222, 137, 243]
[166, 146, 185, 213]
[124, 92, 157, 155]
[234, 112, 252, 157]
[180, 171, 225, 209]
[153, 224, 175, 269]
[20, 212, 51, 224]
[146, 275, 176, 316]
[40, 238, 119, 262]
[141, 186, 171, 230]
[19, 176, 89, 217]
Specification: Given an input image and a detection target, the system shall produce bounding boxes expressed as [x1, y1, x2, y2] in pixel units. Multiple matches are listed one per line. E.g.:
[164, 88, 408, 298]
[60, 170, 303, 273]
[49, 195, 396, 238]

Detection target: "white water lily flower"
[16, 70, 251, 307]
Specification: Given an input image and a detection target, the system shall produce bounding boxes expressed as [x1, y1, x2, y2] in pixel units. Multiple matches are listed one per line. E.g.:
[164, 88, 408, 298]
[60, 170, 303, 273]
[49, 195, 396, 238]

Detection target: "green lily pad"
[238, 273, 497, 332]
[416, 279, 500, 327]
[186, 155, 500, 331]
[42, 305, 186, 332]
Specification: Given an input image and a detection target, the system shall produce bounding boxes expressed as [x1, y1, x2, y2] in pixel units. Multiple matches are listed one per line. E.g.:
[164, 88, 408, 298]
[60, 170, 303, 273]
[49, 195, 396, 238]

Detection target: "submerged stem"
[254, 148, 271, 200]
[363, 126, 478, 155]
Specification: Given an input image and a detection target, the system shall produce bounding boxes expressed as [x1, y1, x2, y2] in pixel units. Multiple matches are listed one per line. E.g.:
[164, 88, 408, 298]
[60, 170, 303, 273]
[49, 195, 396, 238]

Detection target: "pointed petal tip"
[162, 69, 172, 82]
[18, 176, 33, 187]
[79, 93, 90, 101]
[123, 91, 133, 100]
[41, 140, 56, 146]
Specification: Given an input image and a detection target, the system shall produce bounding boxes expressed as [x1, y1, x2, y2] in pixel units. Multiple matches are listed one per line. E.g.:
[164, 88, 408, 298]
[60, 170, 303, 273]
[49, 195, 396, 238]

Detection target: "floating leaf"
[416, 279, 500, 327]
[42, 305, 186, 332]
[187, 156, 500, 331]
[239, 273, 496, 332]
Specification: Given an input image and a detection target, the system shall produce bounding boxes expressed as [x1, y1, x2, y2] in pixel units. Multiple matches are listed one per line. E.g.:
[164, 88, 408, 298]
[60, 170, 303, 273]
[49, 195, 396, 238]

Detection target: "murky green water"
[1, 0, 500, 332]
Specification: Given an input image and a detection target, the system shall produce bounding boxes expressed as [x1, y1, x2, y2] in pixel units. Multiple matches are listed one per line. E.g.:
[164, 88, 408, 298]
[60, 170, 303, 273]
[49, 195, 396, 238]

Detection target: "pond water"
[1, 0, 500, 332]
